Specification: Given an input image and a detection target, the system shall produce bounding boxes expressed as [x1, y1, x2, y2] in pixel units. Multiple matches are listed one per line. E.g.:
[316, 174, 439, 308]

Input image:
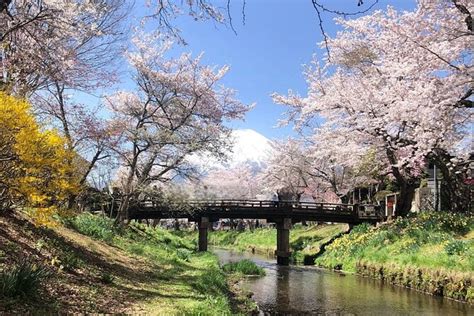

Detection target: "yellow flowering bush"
[0, 92, 79, 225]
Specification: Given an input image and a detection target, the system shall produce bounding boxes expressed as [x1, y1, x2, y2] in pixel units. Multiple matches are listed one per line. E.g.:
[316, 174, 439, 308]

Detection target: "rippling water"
[213, 248, 472, 315]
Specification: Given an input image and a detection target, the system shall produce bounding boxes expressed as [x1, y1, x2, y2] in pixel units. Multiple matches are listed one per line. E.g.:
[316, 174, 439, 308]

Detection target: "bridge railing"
[188, 199, 275, 208]
[154, 199, 359, 213]
[186, 199, 352, 209]
[129, 199, 382, 219]
[137, 199, 357, 208]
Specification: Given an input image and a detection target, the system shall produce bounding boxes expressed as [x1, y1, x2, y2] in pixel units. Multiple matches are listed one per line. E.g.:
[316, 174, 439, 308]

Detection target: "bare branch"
[227, 0, 237, 35]
[311, 0, 379, 61]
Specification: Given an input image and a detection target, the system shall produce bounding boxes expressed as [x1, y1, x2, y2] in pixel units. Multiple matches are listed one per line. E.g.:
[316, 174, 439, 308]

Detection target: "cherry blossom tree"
[306, 130, 378, 202]
[0, 0, 127, 206]
[34, 91, 118, 206]
[259, 140, 310, 201]
[106, 34, 250, 221]
[260, 137, 370, 203]
[148, 0, 227, 43]
[0, 0, 126, 95]
[192, 165, 262, 199]
[264, 141, 306, 201]
[275, 0, 473, 215]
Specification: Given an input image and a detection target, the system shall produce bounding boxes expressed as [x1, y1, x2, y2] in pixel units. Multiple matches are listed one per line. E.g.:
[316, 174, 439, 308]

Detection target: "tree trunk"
[397, 181, 417, 216]
[117, 196, 130, 223]
[385, 148, 417, 217]
[433, 151, 471, 213]
[338, 194, 349, 204]
[174, 218, 180, 230]
[56, 82, 78, 210]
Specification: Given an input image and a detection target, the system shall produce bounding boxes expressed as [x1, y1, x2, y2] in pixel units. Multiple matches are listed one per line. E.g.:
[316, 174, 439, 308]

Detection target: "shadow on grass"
[0, 212, 179, 312]
[291, 235, 323, 251]
[0, 212, 235, 313]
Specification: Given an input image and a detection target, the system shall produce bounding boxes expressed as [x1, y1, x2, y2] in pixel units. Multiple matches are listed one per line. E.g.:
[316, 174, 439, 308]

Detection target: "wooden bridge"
[128, 199, 383, 265]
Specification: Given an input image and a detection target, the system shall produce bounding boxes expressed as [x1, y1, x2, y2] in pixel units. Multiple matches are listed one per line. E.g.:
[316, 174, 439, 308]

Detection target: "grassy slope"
[315, 212, 474, 302]
[0, 211, 237, 314]
[208, 224, 347, 262]
[315, 213, 474, 273]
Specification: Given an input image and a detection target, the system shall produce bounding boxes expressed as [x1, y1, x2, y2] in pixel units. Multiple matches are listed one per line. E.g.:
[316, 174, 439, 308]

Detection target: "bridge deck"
[128, 199, 383, 224]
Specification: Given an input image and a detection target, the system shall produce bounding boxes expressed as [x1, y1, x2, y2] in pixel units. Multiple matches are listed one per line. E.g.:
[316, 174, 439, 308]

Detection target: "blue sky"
[126, 0, 417, 140]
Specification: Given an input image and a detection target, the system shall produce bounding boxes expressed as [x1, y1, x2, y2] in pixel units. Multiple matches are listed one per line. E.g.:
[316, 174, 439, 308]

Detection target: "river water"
[213, 248, 472, 315]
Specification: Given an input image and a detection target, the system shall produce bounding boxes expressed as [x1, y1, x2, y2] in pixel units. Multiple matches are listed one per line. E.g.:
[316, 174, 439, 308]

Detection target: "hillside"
[0, 211, 243, 314]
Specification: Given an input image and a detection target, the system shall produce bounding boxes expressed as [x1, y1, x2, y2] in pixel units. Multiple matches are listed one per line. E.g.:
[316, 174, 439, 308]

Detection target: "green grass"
[99, 272, 115, 284]
[222, 259, 266, 276]
[0, 260, 50, 298]
[208, 224, 347, 263]
[314, 212, 474, 273]
[67, 213, 236, 314]
[67, 213, 120, 242]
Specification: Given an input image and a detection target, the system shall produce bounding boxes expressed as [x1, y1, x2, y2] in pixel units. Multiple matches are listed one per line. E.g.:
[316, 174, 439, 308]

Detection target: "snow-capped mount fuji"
[188, 129, 273, 173]
[229, 129, 273, 170]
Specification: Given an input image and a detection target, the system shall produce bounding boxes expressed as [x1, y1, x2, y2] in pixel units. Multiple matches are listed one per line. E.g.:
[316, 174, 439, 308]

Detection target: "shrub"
[100, 272, 115, 284]
[70, 213, 119, 241]
[176, 248, 192, 262]
[0, 261, 50, 298]
[59, 250, 84, 271]
[222, 259, 265, 276]
[417, 212, 473, 235]
[351, 223, 372, 234]
[0, 92, 79, 224]
[129, 243, 146, 255]
[128, 221, 193, 250]
[445, 240, 468, 256]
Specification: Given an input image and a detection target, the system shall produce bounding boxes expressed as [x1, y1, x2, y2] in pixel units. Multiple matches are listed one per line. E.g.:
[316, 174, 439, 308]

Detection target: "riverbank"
[315, 212, 474, 303]
[208, 223, 346, 263]
[213, 247, 470, 314]
[204, 212, 473, 303]
[0, 211, 247, 314]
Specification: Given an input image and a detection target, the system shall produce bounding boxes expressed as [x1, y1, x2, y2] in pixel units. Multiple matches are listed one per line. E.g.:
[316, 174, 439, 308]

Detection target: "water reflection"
[213, 248, 471, 315]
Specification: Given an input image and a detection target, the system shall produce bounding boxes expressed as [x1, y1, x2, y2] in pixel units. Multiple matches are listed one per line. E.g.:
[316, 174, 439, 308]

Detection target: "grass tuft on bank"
[222, 259, 266, 276]
[0, 260, 50, 299]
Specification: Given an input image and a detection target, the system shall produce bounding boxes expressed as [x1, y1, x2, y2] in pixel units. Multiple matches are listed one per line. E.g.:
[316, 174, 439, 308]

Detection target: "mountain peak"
[188, 129, 273, 173]
[229, 129, 273, 168]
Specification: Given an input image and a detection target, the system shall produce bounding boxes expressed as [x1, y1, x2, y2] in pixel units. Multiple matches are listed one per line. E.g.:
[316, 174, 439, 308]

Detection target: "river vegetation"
[208, 224, 346, 263]
[315, 212, 474, 302]
[222, 259, 266, 277]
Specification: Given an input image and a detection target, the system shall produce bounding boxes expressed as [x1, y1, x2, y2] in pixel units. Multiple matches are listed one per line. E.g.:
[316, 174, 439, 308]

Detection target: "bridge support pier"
[198, 217, 209, 251]
[276, 218, 292, 265]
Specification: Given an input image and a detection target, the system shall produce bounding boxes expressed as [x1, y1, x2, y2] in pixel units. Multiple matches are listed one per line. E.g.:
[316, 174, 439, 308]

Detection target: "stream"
[213, 248, 472, 315]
